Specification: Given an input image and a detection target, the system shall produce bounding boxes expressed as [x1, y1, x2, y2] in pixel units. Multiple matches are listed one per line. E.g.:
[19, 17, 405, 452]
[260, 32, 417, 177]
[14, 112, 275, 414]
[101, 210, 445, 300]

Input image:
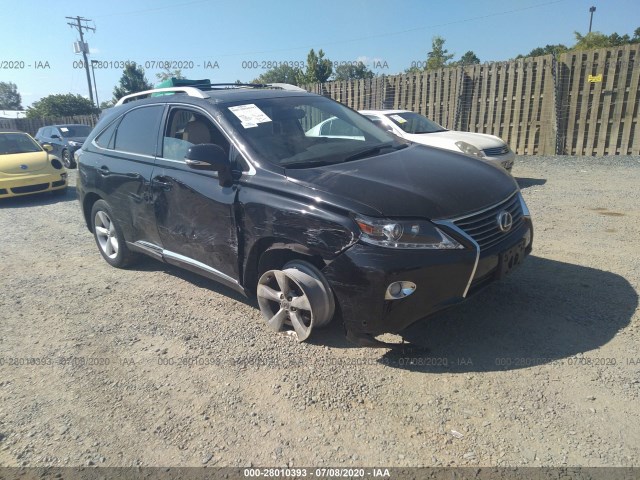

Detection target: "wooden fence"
[306, 44, 640, 156]
[0, 115, 99, 137]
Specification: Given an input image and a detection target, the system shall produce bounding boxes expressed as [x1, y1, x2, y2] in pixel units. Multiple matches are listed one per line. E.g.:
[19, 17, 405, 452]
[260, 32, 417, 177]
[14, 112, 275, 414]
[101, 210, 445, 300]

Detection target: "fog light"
[385, 281, 417, 300]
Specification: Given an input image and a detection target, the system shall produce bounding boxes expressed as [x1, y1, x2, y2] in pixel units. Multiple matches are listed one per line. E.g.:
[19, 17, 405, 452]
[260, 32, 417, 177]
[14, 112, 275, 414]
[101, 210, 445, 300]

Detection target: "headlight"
[455, 141, 484, 158]
[68, 141, 82, 147]
[355, 215, 463, 249]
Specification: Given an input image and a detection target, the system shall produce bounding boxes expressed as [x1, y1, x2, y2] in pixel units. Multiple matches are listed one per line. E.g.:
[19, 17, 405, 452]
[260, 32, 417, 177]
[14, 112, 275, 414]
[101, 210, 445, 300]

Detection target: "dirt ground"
[1, 156, 639, 468]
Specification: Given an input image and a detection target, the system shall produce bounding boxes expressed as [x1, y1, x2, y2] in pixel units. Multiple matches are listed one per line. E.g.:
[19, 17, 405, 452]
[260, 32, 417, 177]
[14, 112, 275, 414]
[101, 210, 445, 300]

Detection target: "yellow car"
[0, 130, 68, 198]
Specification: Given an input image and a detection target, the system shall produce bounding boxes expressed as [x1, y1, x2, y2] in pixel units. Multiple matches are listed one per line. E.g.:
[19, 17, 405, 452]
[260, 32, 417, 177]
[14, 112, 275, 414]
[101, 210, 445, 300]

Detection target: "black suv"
[35, 124, 92, 168]
[77, 83, 533, 346]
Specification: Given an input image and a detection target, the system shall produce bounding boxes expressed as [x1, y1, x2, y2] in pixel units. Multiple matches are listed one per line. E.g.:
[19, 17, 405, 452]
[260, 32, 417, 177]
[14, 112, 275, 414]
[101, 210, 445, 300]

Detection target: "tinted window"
[95, 120, 119, 149]
[114, 105, 164, 156]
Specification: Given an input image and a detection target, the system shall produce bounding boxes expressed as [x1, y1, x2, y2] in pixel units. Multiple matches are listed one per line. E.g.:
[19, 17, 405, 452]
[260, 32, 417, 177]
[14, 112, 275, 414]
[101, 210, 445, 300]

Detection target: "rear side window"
[113, 105, 164, 156]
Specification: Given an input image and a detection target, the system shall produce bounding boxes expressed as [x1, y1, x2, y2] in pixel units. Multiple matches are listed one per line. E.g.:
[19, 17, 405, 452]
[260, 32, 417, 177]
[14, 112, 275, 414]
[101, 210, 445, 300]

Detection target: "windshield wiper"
[283, 159, 343, 169]
[414, 128, 448, 134]
[342, 142, 394, 162]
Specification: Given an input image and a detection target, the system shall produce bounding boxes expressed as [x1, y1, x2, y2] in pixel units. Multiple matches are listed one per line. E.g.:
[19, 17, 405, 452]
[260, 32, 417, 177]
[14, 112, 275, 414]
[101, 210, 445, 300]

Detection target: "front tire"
[61, 149, 75, 168]
[257, 259, 335, 342]
[91, 200, 137, 268]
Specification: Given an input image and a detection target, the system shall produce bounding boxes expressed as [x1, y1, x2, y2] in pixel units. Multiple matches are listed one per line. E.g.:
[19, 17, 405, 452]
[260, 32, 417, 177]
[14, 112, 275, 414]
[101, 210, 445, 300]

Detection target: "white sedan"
[359, 109, 515, 172]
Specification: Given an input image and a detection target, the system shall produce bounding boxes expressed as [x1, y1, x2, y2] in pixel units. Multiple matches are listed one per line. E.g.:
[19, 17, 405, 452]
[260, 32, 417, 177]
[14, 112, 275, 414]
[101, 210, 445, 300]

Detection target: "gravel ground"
[0, 155, 639, 468]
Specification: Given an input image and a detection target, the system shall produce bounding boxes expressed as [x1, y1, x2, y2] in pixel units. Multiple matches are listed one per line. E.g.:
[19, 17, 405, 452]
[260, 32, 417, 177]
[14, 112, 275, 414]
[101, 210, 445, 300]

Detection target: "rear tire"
[91, 200, 138, 268]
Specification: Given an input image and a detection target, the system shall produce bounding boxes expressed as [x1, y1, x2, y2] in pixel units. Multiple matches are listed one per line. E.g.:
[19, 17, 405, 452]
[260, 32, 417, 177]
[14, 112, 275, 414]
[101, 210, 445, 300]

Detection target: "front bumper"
[322, 217, 532, 340]
[0, 172, 67, 198]
[484, 150, 516, 172]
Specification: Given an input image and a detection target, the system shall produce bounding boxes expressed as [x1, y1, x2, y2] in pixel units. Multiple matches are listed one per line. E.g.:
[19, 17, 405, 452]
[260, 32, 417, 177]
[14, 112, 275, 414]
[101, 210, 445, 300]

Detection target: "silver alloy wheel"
[257, 267, 333, 342]
[94, 210, 119, 259]
[62, 149, 71, 168]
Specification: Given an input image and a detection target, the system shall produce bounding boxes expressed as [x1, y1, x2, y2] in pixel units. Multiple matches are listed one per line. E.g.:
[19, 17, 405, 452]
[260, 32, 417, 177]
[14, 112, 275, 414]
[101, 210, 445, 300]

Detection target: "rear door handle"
[98, 166, 110, 176]
[151, 177, 172, 191]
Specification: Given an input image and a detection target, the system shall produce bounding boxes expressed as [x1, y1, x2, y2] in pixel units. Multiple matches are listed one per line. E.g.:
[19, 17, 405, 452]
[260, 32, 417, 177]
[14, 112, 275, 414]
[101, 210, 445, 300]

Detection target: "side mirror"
[51, 134, 61, 139]
[185, 143, 233, 187]
[42, 144, 53, 152]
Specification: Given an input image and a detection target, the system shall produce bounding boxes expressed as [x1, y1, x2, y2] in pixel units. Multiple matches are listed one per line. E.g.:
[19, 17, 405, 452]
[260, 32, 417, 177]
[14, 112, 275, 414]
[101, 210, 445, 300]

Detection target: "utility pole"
[66, 16, 96, 105]
[588, 6, 596, 33]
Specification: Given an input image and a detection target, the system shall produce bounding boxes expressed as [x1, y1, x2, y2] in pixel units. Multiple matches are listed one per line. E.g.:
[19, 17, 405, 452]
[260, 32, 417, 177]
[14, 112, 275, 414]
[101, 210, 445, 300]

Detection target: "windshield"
[221, 96, 399, 168]
[59, 125, 92, 138]
[0, 133, 43, 155]
[384, 112, 446, 134]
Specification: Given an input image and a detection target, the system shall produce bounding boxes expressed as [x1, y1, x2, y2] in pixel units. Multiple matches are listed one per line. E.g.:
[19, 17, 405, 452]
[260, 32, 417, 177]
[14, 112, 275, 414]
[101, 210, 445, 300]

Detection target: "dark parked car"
[77, 83, 533, 346]
[35, 124, 92, 168]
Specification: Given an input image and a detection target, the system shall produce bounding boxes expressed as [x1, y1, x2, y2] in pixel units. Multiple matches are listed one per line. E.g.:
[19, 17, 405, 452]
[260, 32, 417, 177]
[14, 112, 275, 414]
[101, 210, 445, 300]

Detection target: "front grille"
[0, 189, 8, 195]
[52, 180, 66, 187]
[11, 183, 49, 194]
[453, 193, 524, 251]
[483, 145, 510, 156]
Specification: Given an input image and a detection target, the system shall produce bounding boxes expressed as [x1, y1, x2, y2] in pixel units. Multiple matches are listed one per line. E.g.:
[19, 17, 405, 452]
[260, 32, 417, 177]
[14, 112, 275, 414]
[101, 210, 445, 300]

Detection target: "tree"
[332, 62, 374, 81]
[112, 63, 153, 102]
[0, 82, 23, 110]
[99, 100, 115, 110]
[426, 36, 454, 70]
[458, 51, 481, 66]
[517, 44, 569, 58]
[26, 94, 98, 118]
[155, 68, 185, 82]
[252, 64, 304, 85]
[302, 49, 333, 84]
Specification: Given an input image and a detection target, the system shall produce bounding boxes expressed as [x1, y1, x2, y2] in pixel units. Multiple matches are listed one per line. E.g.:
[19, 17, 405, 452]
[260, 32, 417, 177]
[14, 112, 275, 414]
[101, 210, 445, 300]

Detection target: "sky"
[1, 0, 638, 108]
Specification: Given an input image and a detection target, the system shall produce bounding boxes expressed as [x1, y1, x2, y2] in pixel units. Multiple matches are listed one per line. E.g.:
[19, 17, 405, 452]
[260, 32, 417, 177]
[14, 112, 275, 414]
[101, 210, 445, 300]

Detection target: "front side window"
[384, 112, 447, 134]
[221, 96, 397, 168]
[162, 108, 230, 161]
[113, 105, 164, 156]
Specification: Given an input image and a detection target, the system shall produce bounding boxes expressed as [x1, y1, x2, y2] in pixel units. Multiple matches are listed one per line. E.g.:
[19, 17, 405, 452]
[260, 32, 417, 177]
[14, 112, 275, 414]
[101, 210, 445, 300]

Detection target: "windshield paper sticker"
[60, 127, 69, 132]
[228, 104, 272, 127]
[389, 114, 407, 123]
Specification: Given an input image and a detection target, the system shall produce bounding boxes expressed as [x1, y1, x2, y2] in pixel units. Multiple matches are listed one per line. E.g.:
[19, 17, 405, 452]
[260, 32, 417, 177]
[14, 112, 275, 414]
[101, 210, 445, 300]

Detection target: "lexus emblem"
[497, 211, 513, 232]
[20, 164, 28, 170]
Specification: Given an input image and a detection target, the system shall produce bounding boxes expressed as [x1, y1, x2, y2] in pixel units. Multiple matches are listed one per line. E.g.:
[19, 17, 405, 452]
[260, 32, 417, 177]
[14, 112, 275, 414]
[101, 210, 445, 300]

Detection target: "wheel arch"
[243, 237, 326, 294]
[82, 192, 102, 232]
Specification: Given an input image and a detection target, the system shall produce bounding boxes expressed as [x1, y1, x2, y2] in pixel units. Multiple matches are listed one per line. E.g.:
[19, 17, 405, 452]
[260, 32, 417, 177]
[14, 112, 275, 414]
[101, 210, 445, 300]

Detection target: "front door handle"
[98, 166, 110, 176]
[151, 177, 172, 191]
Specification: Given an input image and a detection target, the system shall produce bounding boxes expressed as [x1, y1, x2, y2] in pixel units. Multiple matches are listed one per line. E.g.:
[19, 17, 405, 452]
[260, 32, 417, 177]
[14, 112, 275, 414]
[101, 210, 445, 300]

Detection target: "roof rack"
[113, 82, 308, 106]
[266, 83, 307, 92]
[114, 87, 210, 106]
[204, 83, 307, 92]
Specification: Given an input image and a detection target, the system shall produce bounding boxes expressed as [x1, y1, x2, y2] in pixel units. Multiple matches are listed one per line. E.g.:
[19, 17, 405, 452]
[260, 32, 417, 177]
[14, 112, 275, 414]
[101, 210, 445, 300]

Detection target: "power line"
[66, 16, 96, 105]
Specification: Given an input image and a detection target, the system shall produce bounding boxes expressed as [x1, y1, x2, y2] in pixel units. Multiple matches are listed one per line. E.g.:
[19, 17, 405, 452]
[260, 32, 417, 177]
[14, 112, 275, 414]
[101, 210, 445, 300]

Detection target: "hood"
[66, 136, 86, 144]
[285, 144, 517, 220]
[405, 130, 506, 150]
[0, 151, 50, 174]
